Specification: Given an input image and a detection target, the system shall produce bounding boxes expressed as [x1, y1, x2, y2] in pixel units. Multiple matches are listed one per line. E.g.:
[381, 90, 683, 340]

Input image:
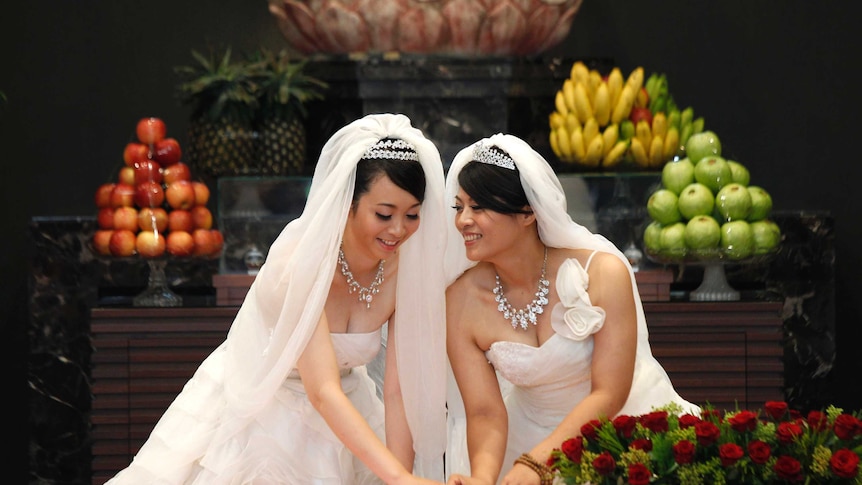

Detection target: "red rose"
[764, 401, 789, 420]
[581, 419, 601, 441]
[807, 410, 828, 431]
[673, 440, 696, 464]
[613, 415, 637, 438]
[678, 414, 701, 429]
[719, 442, 744, 467]
[747, 440, 772, 465]
[561, 437, 584, 463]
[830, 448, 861, 479]
[833, 414, 861, 440]
[592, 451, 616, 476]
[774, 455, 803, 482]
[640, 410, 669, 433]
[630, 438, 652, 452]
[694, 421, 721, 446]
[627, 463, 651, 485]
[776, 421, 803, 445]
[728, 410, 758, 432]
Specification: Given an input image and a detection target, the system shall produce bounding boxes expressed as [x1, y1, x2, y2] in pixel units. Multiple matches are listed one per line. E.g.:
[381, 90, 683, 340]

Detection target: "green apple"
[643, 220, 664, 253]
[747, 185, 773, 221]
[661, 158, 695, 195]
[684, 130, 721, 163]
[647, 189, 681, 225]
[727, 160, 750, 186]
[750, 219, 781, 254]
[684, 215, 721, 252]
[677, 182, 715, 220]
[720, 220, 754, 259]
[715, 183, 753, 222]
[694, 156, 733, 194]
[660, 221, 687, 257]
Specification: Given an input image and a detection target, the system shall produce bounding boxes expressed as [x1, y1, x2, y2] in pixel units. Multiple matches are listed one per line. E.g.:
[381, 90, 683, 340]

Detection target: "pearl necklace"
[493, 247, 550, 330]
[338, 247, 385, 309]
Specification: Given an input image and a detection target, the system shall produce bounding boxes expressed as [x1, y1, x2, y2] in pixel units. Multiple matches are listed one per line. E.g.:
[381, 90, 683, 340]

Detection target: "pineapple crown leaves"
[174, 47, 260, 125]
[246, 48, 327, 120]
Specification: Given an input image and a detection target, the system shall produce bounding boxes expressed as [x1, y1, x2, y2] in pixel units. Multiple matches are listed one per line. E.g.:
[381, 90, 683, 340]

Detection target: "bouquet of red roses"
[549, 401, 862, 484]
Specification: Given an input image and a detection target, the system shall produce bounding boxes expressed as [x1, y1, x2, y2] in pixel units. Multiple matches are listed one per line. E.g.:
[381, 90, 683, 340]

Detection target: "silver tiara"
[473, 143, 515, 170]
[361, 138, 419, 161]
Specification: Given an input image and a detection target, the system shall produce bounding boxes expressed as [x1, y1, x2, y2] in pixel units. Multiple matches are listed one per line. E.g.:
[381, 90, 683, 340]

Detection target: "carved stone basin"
[268, 0, 584, 57]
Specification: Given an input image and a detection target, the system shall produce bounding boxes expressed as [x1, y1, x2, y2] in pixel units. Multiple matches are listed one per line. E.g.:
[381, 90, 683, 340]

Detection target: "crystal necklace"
[493, 247, 550, 330]
[338, 247, 385, 309]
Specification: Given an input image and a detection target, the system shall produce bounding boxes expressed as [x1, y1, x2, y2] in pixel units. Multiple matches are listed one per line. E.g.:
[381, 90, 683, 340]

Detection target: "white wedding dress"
[446, 253, 699, 481]
[109, 329, 387, 484]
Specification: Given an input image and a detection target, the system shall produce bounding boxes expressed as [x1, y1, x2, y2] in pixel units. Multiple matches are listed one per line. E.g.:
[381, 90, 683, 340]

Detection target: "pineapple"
[250, 49, 326, 176]
[175, 48, 258, 177]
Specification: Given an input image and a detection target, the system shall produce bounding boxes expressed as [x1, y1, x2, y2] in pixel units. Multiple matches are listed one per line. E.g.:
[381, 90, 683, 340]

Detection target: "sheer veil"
[211, 113, 448, 478]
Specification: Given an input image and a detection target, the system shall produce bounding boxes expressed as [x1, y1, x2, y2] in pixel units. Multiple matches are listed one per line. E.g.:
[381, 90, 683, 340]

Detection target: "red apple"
[629, 106, 653, 126]
[93, 230, 114, 256]
[190, 206, 213, 230]
[136, 229, 166, 258]
[110, 183, 136, 208]
[210, 229, 224, 255]
[97, 207, 115, 229]
[118, 166, 136, 186]
[165, 180, 196, 210]
[134, 181, 165, 208]
[153, 137, 182, 166]
[192, 181, 210, 206]
[136, 117, 166, 145]
[109, 229, 137, 257]
[113, 206, 139, 232]
[167, 209, 194, 233]
[134, 160, 163, 185]
[95, 183, 116, 208]
[163, 162, 191, 184]
[123, 142, 150, 167]
[192, 228, 217, 256]
[137, 207, 168, 233]
[166, 230, 195, 257]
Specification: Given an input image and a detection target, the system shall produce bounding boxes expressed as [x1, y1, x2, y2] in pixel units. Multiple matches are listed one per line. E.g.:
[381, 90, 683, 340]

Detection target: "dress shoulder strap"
[583, 249, 600, 271]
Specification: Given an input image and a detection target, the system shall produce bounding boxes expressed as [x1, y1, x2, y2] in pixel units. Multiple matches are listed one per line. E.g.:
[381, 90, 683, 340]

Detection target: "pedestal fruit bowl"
[91, 117, 224, 306]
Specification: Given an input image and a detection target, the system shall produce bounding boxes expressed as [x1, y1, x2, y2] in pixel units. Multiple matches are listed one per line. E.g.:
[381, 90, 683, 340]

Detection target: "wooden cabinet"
[643, 301, 785, 412]
[89, 301, 784, 483]
[89, 307, 236, 485]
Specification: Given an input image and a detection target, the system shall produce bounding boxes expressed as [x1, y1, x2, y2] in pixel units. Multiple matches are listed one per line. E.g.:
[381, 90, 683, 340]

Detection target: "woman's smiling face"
[346, 174, 422, 259]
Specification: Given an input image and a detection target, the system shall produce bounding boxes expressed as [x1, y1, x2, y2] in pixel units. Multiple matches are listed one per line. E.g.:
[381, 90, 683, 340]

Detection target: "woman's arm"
[383, 313, 416, 470]
[446, 281, 509, 485]
[297, 313, 426, 484]
[505, 253, 638, 483]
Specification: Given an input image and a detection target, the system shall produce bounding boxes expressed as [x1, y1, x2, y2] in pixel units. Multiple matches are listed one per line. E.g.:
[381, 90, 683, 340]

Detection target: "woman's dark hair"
[353, 138, 425, 204]
[458, 147, 530, 214]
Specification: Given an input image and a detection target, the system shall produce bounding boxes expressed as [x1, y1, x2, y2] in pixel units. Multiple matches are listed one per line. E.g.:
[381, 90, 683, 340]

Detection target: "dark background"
[3, 1, 860, 482]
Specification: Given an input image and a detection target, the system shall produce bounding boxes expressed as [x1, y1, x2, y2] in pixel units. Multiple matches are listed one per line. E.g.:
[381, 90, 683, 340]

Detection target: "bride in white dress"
[105, 114, 449, 484]
[443, 135, 699, 485]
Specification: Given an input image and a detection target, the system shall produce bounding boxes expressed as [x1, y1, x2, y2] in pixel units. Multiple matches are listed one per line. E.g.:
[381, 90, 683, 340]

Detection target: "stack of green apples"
[643, 131, 781, 260]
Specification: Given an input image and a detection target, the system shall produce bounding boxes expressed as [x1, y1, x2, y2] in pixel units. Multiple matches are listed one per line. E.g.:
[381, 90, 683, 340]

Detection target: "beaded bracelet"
[513, 452, 555, 485]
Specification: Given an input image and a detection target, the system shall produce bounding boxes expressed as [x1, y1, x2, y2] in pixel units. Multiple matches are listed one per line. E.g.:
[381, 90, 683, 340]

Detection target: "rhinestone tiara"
[361, 138, 419, 161]
[473, 143, 515, 170]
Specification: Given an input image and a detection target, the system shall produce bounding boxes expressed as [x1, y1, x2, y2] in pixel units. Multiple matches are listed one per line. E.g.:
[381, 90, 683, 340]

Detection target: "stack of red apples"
[92, 117, 223, 258]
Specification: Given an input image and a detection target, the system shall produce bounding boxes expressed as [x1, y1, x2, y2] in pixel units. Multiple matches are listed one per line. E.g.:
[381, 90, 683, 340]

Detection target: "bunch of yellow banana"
[548, 62, 644, 169]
